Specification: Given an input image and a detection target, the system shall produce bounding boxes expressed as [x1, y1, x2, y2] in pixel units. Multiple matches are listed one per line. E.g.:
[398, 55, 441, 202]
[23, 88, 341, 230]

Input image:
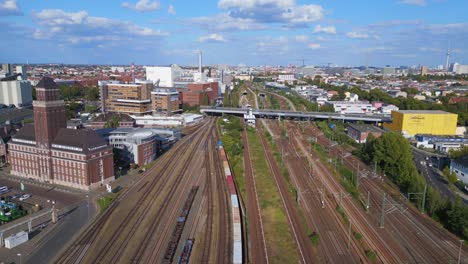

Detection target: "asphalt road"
[412, 150, 468, 205]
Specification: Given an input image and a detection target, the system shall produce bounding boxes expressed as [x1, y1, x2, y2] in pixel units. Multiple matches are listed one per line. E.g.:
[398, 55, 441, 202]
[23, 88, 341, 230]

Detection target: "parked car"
[19, 194, 31, 201]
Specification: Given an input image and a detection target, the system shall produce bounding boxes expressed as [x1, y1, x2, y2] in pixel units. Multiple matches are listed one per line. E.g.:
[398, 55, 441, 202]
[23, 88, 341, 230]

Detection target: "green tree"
[84, 87, 100, 101]
[104, 115, 120, 128]
[84, 105, 98, 113]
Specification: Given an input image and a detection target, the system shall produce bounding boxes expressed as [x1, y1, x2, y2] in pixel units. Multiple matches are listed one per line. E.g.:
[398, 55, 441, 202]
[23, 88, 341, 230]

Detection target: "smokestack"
[198, 50, 202, 73]
[131, 63, 135, 83]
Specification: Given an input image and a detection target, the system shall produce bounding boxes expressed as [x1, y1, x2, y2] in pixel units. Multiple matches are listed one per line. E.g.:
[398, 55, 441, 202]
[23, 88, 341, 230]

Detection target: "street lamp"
[85, 195, 89, 220]
[17, 253, 22, 264]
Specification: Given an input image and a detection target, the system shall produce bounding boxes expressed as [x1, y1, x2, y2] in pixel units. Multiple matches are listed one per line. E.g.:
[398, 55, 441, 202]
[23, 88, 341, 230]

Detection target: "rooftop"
[52, 128, 109, 153]
[348, 124, 384, 133]
[0, 108, 33, 124]
[36, 77, 58, 90]
[92, 112, 134, 123]
[396, 110, 455, 114]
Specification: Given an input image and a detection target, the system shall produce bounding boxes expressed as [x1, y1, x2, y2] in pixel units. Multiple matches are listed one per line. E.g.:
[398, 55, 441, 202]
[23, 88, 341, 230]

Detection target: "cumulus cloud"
[308, 43, 320, 49]
[32, 9, 168, 44]
[198, 33, 227, 43]
[398, 0, 427, 6]
[122, 0, 160, 12]
[191, 13, 266, 31]
[218, 0, 323, 26]
[0, 0, 22, 16]
[346, 31, 370, 39]
[312, 24, 336, 34]
[295, 35, 308, 42]
[168, 5, 176, 15]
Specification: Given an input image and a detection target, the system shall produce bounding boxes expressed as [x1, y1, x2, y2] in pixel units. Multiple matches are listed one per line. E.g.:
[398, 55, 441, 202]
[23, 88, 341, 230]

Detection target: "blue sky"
[0, 0, 467, 67]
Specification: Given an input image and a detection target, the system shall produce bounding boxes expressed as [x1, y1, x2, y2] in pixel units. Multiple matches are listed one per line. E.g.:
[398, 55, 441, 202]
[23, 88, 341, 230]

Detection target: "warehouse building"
[450, 156, 468, 185]
[347, 124, 384, 143]
[384, 110, 458, 137]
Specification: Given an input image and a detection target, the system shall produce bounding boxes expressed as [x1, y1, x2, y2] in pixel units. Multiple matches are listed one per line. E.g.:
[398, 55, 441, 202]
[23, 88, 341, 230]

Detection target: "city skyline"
[0, 0, 467, 66]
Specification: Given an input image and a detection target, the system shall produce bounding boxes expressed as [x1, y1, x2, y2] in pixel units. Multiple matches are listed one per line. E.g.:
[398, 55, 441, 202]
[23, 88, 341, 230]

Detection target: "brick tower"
[33, 77, 66, 180]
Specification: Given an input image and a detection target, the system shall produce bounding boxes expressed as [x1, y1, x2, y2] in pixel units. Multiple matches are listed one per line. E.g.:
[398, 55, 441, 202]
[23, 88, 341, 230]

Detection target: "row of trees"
[357, 132, 468, 240]
[58, 85, 100, 101]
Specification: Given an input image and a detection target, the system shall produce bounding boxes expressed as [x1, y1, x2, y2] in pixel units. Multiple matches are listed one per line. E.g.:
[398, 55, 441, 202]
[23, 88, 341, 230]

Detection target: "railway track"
[299, 120, 468, 263]
[242, 126, 269, 264]
[55, 118, 218, 264]
[256, 122, 315, 264]
[266, 119, 367, 263]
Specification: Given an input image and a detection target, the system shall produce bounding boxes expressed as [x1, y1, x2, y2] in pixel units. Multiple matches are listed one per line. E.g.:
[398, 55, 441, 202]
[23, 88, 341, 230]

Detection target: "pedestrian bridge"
[200, 106, 392, 123]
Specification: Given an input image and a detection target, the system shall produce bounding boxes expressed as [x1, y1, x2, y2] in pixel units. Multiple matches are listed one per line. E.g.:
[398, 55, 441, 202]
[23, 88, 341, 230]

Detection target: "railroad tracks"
[55, 118, 230, 264]
[297, 121, 468, 263]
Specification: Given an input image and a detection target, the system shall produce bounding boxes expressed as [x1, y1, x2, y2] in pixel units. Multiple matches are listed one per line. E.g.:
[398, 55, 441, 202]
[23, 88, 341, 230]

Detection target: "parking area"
[0, 178, 83, 211]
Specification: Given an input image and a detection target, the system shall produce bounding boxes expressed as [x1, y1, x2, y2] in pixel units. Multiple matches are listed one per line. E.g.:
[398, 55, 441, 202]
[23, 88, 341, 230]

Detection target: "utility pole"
[458, 240, 464, 264]
[380, 193, 386, 228]
[421, 184, 427, 214]
[366, 191, 370, 213]
[348, 221, 352, 249]
[356, 163, 360, 187]
[339, 191, 343, 210]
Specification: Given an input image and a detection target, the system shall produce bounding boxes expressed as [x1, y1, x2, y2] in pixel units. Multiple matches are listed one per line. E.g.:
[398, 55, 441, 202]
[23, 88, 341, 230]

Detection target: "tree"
[84, 105, 98, 113]
[319, 104, 335, 112]
[449, 146, 468, 159]
[84, 87, 100, 101]
[104, 115, 120, 128]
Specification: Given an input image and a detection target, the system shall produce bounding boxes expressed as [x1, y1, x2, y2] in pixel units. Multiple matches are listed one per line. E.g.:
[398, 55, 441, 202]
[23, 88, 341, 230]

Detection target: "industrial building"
[151, 88, 181, 115]
[0, 66, 32, 108]
[145, 65, 183, 87]
[384, 110, 458, 136]
[8, 77, 114, 190]
[347, 124, 384, 143]
[450, 156, 468, 185]
[325, 101, 375, 114]
[88, 113, 136, 129]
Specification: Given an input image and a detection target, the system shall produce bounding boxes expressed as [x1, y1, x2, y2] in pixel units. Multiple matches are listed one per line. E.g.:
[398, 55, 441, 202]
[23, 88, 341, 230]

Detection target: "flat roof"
[396, 110, 455, 114]
[348, 123, 384, 133]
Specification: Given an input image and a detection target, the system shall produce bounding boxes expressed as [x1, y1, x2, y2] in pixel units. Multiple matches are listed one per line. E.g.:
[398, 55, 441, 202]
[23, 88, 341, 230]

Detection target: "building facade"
[0, 80, 33, 108]
[450, 156, 468, 185]
[151, 88, 181, 115]
[384, 110, 458, 136]
[8, 77, 114, 190]
[101, 82, 153, 115]
[145, 65, 183, 87]
[347, 124, 384, 143]
[325, 101, 375, 114]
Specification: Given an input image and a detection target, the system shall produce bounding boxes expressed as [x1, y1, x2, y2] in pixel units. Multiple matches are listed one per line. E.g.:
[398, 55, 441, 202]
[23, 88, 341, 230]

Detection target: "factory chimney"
[198, 50, 203, 73]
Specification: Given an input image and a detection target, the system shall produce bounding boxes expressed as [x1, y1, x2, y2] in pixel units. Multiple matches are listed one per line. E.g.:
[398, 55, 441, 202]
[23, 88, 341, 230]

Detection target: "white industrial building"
[0, 66, 32, 108]
[325, 101, 375, 114]
[130, 113, 204, 127]
[145, 65, 183, 87]
[451, 63, 468, 74]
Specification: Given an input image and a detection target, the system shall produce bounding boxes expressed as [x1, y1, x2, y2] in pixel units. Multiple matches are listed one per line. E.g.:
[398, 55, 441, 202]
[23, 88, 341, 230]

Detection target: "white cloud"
[32, 9, 168, 43]
[346, 31, 370, 39]
[295, 35, 308, 42]
[308, 43, 320, 49]
[191, 13, 266, 31]
[168, 5, 176, 15]
[398, 0, 427, 6]
[122, 0, 160, 12]
[198, 33, 227, 43]
[218, 0, 323, 26]
[0, 0, 21, 16]
[312, 24, 336, 34]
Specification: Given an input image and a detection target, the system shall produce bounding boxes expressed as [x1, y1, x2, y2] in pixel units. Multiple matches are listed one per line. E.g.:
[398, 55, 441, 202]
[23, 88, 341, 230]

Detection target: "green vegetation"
[223, 80, 243, 107]
[218, 117, 245, 200]
[308, 232, 320, 246]
[247, 128, 300, 264]
[316, 120, 358, 147]
[449, 146, 468, 159]
[182, 104, 200, 113]
[59, 85, 100, 101]
[104, 114, 121, 128]
[357, 132, 468, 240]
[23, 118, 33, 124]
[98, 193, 117, 213]
[268, 94, 280, 110]
[84, 104, 98, 113]
[365, 250, 377, 262]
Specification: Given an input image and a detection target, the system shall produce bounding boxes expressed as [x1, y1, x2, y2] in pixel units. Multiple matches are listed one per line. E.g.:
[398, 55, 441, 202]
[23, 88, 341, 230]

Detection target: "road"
[412, 150, 468, 205]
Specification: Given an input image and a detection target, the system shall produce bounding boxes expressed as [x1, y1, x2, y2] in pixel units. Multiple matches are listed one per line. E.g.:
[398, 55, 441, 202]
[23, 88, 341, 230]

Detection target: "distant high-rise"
[446, 48, 451, 71]
[2, 64, 12, 76]
[420, 66, 428, 76]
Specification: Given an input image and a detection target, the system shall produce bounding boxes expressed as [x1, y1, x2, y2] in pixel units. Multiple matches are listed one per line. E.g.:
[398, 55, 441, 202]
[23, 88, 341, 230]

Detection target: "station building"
[8, 77, 114, 190]
[384, 110, 458, 136]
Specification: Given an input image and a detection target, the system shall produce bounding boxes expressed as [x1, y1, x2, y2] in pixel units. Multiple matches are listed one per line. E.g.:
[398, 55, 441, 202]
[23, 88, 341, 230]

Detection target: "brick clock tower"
[33, 77, 67, 181]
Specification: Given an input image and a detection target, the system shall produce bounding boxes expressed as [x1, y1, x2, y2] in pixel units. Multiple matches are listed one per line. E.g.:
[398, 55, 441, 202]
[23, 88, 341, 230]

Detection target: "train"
[163, 186, 199, 263]
[218, 140, 243, 264]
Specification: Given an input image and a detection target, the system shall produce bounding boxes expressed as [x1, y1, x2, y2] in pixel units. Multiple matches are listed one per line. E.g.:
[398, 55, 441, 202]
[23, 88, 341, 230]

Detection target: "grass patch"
[365, 250, 377, 262]
[247, 128, 299, 264]
[336, 205, 349, 224]
[98, 193, 117, 213]
[309, 232, 320, 246]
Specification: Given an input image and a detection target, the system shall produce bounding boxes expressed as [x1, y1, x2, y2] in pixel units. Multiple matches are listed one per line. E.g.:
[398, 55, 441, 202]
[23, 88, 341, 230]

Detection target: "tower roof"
[36, 77, 58, 90]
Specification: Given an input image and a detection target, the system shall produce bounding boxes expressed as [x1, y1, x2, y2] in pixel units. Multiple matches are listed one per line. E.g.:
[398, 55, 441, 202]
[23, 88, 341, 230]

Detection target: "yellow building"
[384, 110, 458, 136]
